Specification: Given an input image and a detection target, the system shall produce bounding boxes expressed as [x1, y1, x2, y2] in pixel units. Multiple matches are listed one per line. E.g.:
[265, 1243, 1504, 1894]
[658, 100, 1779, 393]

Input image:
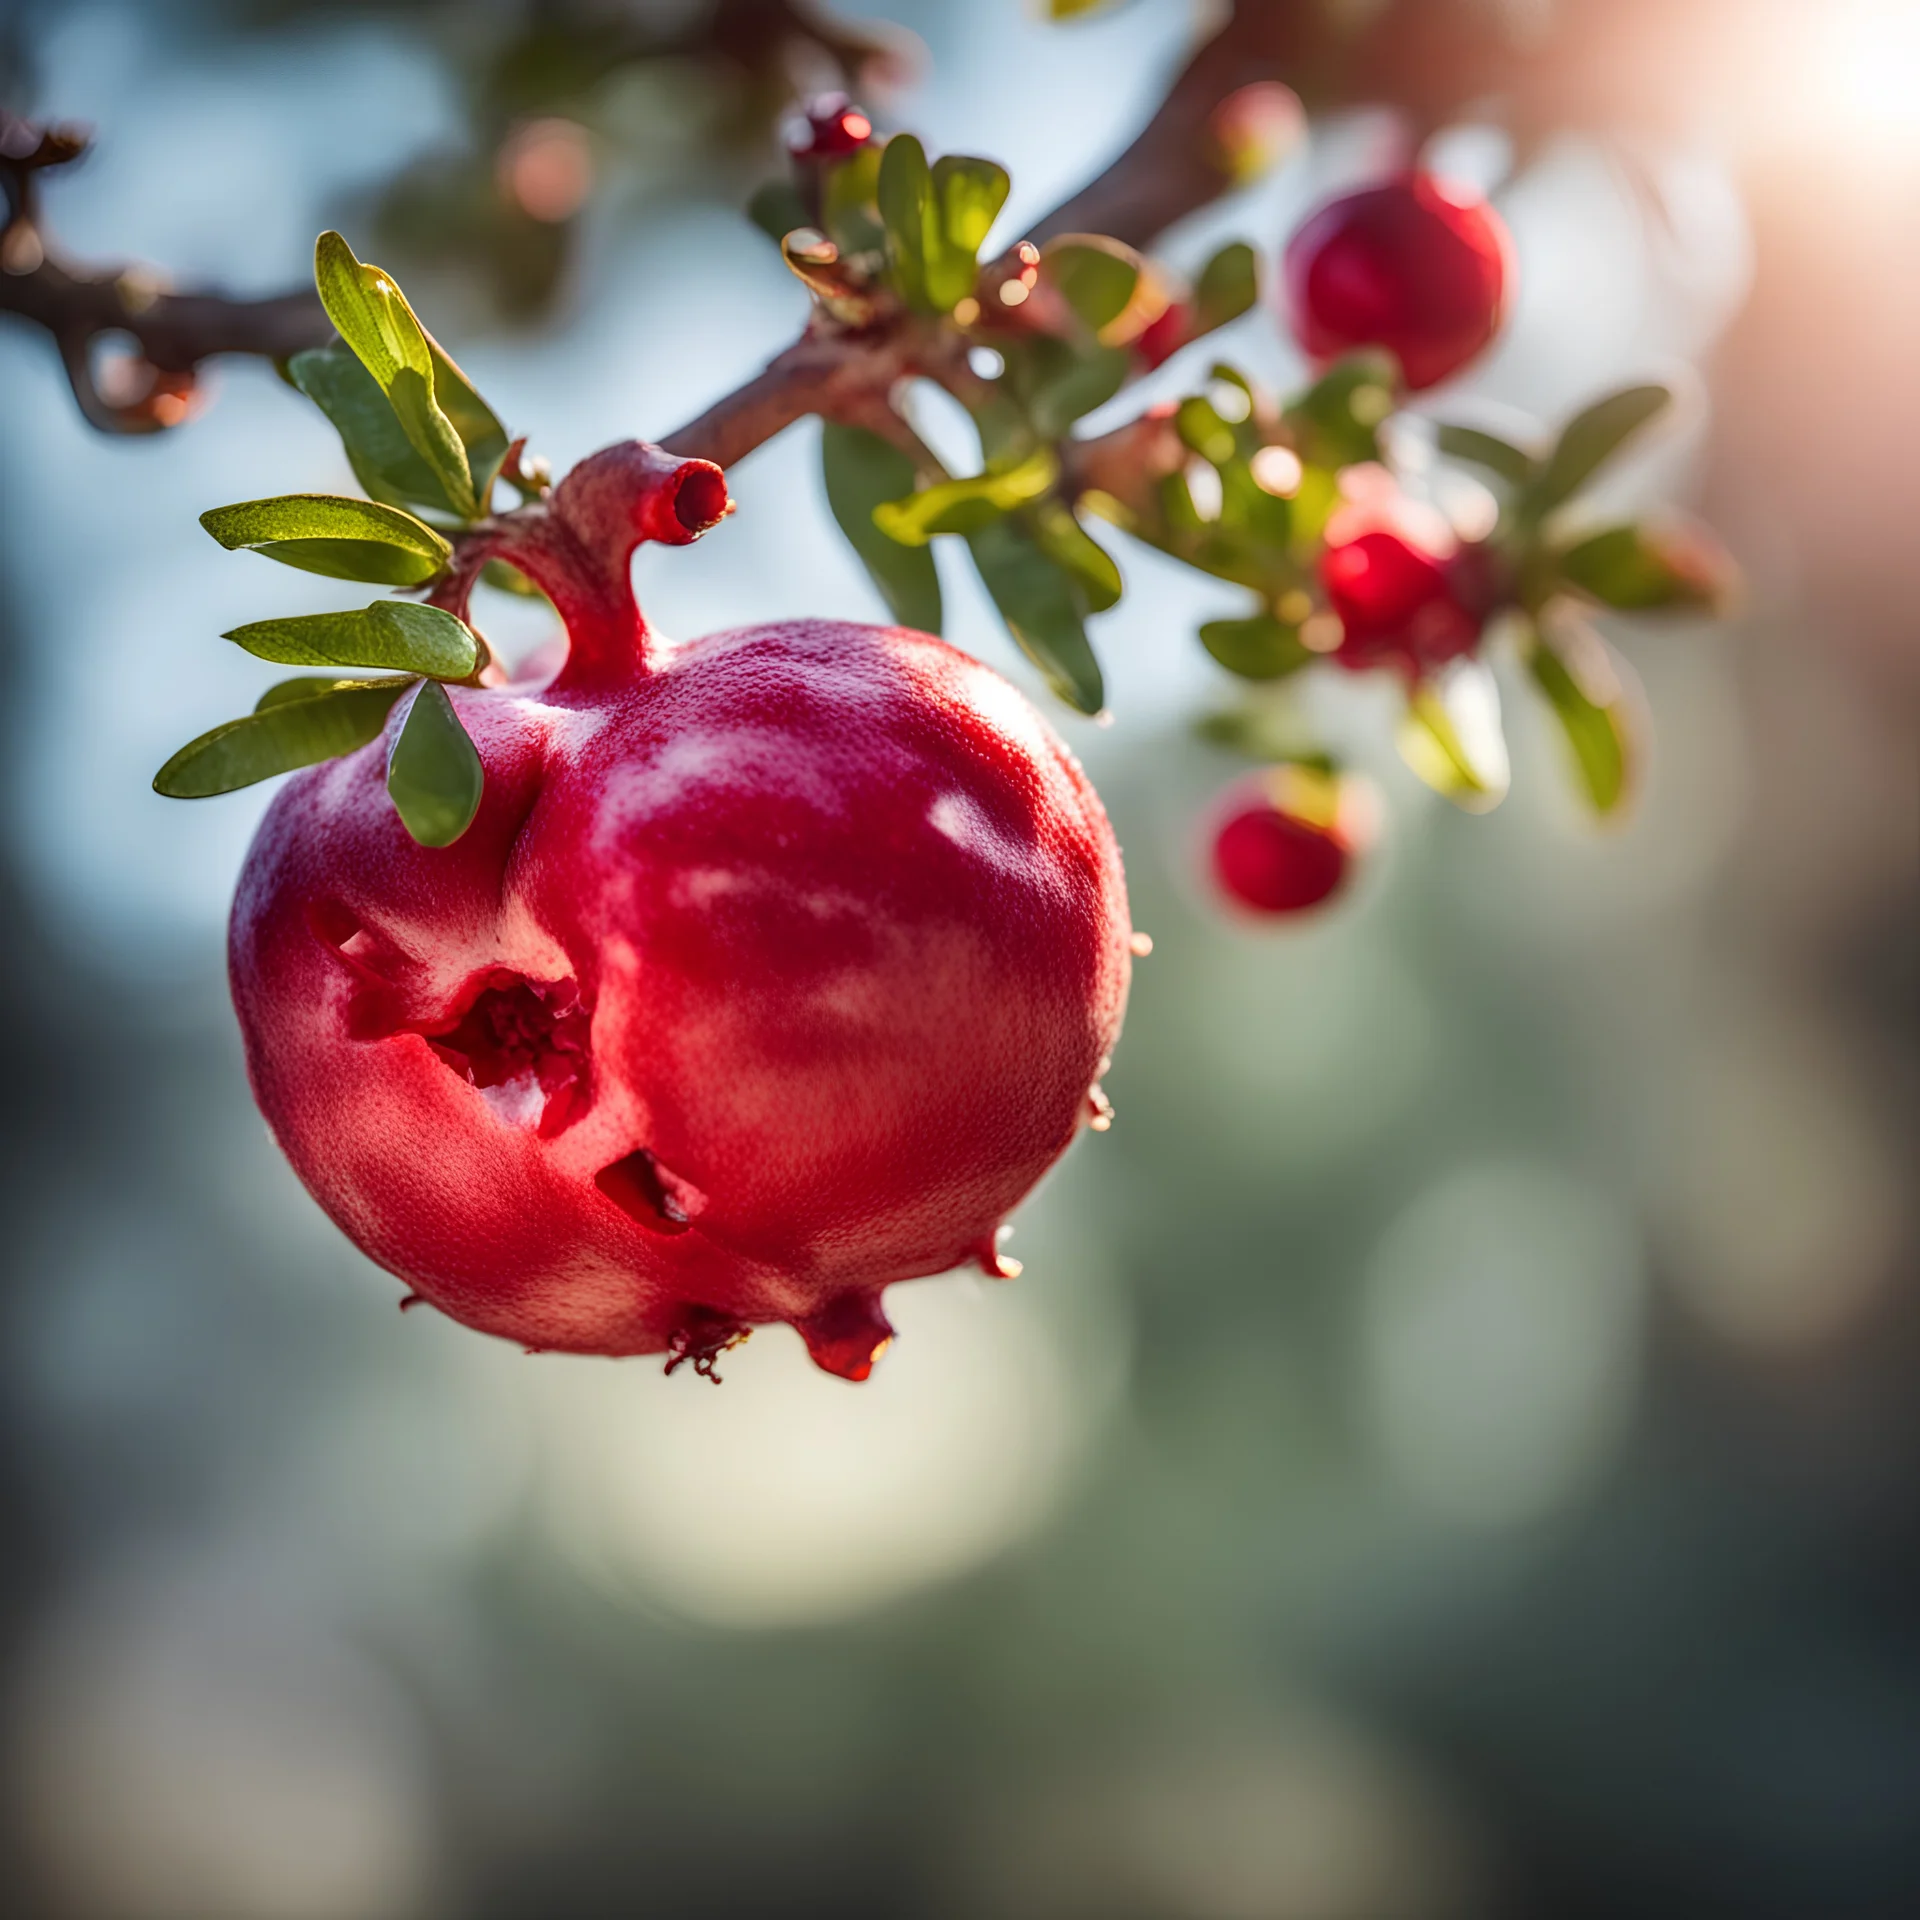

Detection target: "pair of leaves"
[1437, 383, 1673, 520]
[155, 676, 484, 847]
[878, 136, 1010, 313]
[308, 231, 508, 521]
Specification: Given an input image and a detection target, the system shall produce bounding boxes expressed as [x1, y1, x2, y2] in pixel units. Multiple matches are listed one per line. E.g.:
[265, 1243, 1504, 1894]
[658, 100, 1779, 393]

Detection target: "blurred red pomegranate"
[230, 443, 1132, 1381]
[1283, 174, 1511, 391]
[1209, 769, 1362, 917]
[1321, 528, 1491, 676]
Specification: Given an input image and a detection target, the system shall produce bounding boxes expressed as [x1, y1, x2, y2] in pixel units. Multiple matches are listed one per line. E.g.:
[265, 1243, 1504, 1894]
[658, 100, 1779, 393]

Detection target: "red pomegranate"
[789, 93, 874, 160]
[229, 444, 1132, 1380]
[1282, 173, 1511, 391]
[1321, 528, 1489, 677]
[1209, 770, 1361, 918]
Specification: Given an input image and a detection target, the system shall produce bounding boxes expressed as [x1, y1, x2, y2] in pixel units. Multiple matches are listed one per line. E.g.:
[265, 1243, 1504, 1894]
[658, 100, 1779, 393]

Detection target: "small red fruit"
[789, 93, 874, 160]
[1321, 528, 1488, 677]
[230, 443, 1132, 1380]
[1282, 173, 1511, 391]
[1209, 769, 1359, 917]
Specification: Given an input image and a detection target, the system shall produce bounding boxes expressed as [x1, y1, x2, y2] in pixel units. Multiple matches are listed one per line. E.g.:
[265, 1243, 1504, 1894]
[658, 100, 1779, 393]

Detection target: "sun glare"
[1807, 1, 1920, 149]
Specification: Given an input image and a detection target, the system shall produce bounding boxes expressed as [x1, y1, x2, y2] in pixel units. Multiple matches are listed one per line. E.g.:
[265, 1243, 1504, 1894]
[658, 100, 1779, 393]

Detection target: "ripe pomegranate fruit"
[230, 443, 1132, 1380]
[1321, 528, 1490, 677]
[1282, 173, 1511, 391]
[1209, 770, 1360, 918]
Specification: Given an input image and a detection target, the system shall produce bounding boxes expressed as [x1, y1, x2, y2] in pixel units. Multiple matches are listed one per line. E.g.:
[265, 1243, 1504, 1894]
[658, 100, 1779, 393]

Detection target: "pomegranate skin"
[1321, 529, 1487, 677]
[228, 451, 1130, 1378]
[1212, 801, 1349, 916]
[1282, 174, 1510, 392]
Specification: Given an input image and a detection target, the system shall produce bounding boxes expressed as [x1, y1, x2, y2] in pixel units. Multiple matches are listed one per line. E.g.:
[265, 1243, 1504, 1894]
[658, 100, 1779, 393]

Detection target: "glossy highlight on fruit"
[1283, 173, 1510, 391]
[230, 443, 1132, 1380]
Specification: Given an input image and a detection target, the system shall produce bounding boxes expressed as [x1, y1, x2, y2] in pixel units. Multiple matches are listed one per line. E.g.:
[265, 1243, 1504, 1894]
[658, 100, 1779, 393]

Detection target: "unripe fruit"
[1208, 768, 1361, 917]
[230, 444, 1132, 1380]
[1282, 174, 1510, 392]
[1321, 528, 1488, 677]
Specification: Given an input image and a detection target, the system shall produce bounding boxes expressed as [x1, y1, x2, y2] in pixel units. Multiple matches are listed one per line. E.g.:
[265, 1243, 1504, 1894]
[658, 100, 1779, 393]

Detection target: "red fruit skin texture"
[1283, 173, 1510, 392]
[1212, 802, 1350, 916]
[229, 444, 1131, 1379]
[1321, 529, 1486, 678]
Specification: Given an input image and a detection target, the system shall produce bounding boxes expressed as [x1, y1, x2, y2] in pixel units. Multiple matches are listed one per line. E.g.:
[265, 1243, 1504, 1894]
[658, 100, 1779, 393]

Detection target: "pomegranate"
[1321, 528, 1489, 677]
[1282, 173, 1511, 392]
[1209, 770, 1358, 918]
[229, 443, 1132, 1380]
[789, 93, 874, 160]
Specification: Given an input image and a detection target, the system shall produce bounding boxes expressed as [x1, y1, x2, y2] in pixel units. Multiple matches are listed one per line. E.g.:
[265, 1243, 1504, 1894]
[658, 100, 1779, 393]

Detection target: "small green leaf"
[877, 133, 936, 310]
[481, 558, 549, 602]
[1526, 627, 1632, 812]
[928, 154, 1009, 307]
[201, 495, 451, 585]
[1436, 423, 1536, 486]
[1193, 242, 1258, 333]
[254, 674, 408, 711]
[821, 146, 886, 255]
[288, 345, 458, 516]
[1032, 500, 1122, 612]
[426, 339, 509, 507]
[313, 231, 477, 519]
[1001, 336, 1131, 440]
[748, 178, 811, 244]
[1397, 670, 1510, 812]
[1284, 352, 1398, 469]
[386, 680, 484, 846]
[1534, 383, 1672, 510]
[1555, 521, 1732, 613]
[1043, 237, 1140, 332]
[967, 517, 1105, 714]
[820, 423, 942, 634]
[224, 601, 479, 679]
[873, 447, 1058, 545]
[1176, 394, 1238, 467]
[154, 678, 409, 796]
[1199, 613, 1311, 681]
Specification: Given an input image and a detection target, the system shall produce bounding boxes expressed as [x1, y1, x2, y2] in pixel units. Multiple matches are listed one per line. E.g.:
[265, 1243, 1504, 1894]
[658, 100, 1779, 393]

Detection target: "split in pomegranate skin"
[230, 443, 1133, 1379]
[1282, 174, 1511, 392]
[1321, 528, 1489, 678]
[1209, 771, 1360, 918]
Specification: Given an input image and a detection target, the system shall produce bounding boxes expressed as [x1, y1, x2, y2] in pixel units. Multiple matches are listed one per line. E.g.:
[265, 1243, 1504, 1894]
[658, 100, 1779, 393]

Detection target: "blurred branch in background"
[4, 0, 1754, 452]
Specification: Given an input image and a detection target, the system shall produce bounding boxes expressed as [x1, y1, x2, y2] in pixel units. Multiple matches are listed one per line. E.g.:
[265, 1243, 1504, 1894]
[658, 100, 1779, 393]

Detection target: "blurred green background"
[0, 1, 1915, 1915]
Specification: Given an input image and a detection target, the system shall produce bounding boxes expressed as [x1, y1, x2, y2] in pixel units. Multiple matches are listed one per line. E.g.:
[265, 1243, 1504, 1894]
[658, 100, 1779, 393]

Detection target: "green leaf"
[288, 345, 458, 516]
[748, 178, 810, 245]
[254, 674, 409, 711]
[426, 338, 509, 507]
[1397, 670, 1510, 812]
[877, 134, 936, 310]
[1284, 352, 1398, 469]
[820, 423, 943, 634]
[1526, 628, 1632, 812]
[386, 680, 484, 846]
[201, 495, 451, 586]
[1043, 237, 1140, 332]
[313, 231, 477, 519]
[1175, 394, 1238, 467]
[1002, 336, 1131, 440]
[928, 154, 1009, 307]
[1436, 423, 1536, 487]
[967, 517, 1105, 714]
[872, 447, 1057, 545]
[1555, 521, 1731, 613]
[1199, 613, 1311, 681]
[224, 601, 479, 679]
[1193, 242, 1258, 333]
[154, 678, 409, 797]
[821, 146, 886, 255]
[1032, 500, 1122, 612]
[1534, 384, 1672, 510]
